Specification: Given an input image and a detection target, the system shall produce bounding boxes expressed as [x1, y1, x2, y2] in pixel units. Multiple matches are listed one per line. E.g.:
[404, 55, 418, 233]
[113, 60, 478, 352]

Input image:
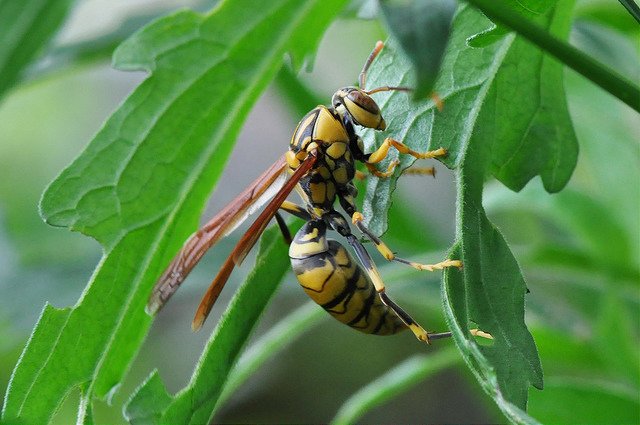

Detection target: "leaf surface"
[1, 1, 347, 423]
[359, 2, 578, 421]
[0, 0, 74, 98]
[379, 0, 456, 98]
[125, 226, 291, 424]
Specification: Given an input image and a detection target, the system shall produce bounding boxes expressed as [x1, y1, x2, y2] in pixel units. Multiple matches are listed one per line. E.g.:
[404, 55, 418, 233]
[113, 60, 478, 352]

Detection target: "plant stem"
[465, 0, 640, 113]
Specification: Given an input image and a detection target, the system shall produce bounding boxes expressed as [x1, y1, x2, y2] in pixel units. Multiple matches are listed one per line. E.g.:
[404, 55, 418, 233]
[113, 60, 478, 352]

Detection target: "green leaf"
[125, 226, 291, 424]
[379, 0, 456, 98]
[77, 384, 95, 425]
[617, 0, 640, 26]
[360, 2, 580, 420]
[216, 302, 325, 410]
[575, 0, 640, 36]
[27, 5, 176, 79]
[1, 1, 347, 423]
[485, 185, 638, 277]
[0, 0, 74, 98]
[466, 24, 510, 48]
[124, 371, 172, 425]
[443, 235, 541, 422]
[331, 349, 460, 425]
[464, 0, 640, 112]
[467, 0, 555, 47]
[594, 293, 640, 387]
[362, 3, 577, 234]
[528, 376, 640, 425]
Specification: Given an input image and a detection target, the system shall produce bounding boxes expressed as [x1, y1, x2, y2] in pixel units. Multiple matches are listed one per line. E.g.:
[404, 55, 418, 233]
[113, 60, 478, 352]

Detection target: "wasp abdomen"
[290, 221, 405, 336]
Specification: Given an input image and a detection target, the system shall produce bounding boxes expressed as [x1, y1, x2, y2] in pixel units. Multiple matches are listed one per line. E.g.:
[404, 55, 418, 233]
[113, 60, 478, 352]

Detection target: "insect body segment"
[290, 220, 405, 335]
[147, 41, 485, 343]
[287, 105, 357, 217]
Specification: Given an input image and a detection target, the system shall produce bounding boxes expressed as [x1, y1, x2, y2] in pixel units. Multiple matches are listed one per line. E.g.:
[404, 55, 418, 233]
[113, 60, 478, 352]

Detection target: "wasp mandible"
[147, 41, 479, 344]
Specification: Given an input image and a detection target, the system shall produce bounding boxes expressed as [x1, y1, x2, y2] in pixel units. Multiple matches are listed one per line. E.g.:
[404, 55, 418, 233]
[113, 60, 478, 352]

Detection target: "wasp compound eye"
[343, 90, 385, 130]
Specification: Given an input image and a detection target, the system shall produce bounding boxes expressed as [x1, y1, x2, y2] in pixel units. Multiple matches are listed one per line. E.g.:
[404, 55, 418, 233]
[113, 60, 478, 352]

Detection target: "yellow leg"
[403, 166, 436, 177]
[368, 138, 448, 165]
[359, 163, 434, 180]
[344, 232, 436, 344]
[354, 170, 367, 180]
[351, 212, 463, 271]
[470, 329, 494, 340]
[365, 159, 399, 178]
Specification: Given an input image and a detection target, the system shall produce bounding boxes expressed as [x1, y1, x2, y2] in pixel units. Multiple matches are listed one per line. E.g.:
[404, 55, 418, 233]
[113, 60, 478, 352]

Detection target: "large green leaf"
[358, 2, 577, 421]
[1, 1, 347, 423]
[0, 0, 74, 99]
[361, 4, 577, 236]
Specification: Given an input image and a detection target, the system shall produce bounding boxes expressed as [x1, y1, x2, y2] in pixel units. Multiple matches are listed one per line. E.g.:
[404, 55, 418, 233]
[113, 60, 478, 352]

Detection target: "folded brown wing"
[147, 156, 288, 315]
[192, 153, 317, 330]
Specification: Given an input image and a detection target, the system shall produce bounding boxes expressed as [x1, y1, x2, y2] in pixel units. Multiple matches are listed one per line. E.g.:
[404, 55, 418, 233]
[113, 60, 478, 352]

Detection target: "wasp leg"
[364, 159, 400, 178]
[279, 200, 312, 221]
[352, 212, 463, 271]
[344, 232, 449, 344]
[354, 170, 367, 181]
[362, 163, 436, 179]
[274, 202, 314, 245]
[274, 212, 293, 244]
[402, 166, 436, 178]
[321, 211, 449, 344]
[367, 138, 447, 165]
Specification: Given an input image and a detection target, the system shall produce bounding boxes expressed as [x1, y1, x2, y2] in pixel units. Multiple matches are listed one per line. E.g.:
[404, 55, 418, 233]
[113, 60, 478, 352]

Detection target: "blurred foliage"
[0, 0, 638, 424]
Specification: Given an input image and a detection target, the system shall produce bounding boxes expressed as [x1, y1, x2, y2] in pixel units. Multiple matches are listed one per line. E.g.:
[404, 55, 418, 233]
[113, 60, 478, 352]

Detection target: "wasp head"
[332, 87, 386, 131]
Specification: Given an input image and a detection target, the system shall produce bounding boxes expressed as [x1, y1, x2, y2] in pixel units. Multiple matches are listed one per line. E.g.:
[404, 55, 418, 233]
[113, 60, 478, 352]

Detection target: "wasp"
[147, 41, 482, 344]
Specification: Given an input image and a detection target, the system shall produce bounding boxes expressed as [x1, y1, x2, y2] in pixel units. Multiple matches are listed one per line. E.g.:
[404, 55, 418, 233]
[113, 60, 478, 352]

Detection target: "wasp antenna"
[365, 86, 445, 112]
[364, 85, 412, 95]
[359, 40, 385, 89]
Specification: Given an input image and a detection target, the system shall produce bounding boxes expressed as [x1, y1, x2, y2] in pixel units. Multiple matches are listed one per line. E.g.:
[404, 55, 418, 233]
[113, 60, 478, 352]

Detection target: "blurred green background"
[0, 1, 638, 423]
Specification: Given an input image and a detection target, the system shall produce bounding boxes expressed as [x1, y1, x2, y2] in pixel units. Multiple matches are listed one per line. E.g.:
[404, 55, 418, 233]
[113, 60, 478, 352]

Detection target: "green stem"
[465, 0, 640, 113]
[331, 349, 461, 425]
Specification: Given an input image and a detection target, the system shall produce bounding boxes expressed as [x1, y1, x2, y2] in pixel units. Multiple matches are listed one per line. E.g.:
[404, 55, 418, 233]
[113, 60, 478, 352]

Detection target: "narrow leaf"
[331, 349, 459, 425]
[216, 302, 326, 410]
[125, 226, 291, 425]
[0, 0, 74, 98]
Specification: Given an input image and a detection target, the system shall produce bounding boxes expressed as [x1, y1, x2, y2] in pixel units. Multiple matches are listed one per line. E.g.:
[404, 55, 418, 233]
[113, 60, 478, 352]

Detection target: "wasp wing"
[147, 156, 288, 315]
[192, 153, 317, 330]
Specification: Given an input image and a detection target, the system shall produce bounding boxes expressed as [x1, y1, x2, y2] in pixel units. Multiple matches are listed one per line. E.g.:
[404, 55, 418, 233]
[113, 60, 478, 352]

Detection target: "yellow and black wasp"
[147, 41, 487, 344]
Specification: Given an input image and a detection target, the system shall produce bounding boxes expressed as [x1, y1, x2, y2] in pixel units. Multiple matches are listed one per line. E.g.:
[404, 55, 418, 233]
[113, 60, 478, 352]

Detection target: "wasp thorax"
[333, 88, 386, 131]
